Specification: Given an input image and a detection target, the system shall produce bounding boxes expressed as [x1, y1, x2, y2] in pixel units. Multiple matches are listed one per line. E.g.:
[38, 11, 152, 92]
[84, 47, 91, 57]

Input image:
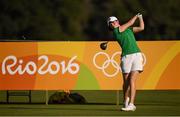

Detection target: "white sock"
[129, 103, 135, 106]
[124, 97, 129, 107]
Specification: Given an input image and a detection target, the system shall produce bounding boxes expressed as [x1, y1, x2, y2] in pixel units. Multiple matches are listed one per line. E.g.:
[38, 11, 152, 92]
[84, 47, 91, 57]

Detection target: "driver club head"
[100, 42, 108, 50]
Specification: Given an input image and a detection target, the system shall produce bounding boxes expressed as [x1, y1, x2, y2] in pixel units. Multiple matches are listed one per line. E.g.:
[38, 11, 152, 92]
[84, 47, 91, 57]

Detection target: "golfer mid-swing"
[107, 13, 144, 111]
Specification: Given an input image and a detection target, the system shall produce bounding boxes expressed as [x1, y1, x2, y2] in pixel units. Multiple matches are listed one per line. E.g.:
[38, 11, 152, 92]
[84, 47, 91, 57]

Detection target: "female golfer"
[107, 13, 144, 111]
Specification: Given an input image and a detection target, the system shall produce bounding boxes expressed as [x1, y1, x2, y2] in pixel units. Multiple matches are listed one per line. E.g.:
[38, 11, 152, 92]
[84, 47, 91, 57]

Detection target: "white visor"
[107, 16, 118, 26]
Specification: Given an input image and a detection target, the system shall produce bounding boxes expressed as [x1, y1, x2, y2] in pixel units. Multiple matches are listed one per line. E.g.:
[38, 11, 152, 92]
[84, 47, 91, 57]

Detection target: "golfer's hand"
[136, 13, 142, 18]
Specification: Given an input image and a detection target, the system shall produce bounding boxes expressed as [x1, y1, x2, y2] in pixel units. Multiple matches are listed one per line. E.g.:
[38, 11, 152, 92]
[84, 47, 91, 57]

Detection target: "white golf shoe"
[121, 103, 136, 111]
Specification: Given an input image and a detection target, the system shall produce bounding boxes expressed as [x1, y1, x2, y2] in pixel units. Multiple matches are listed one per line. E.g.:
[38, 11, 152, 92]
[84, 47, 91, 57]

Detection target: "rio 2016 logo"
[1, 55, 80, 75]
[93, 51, 146, 78]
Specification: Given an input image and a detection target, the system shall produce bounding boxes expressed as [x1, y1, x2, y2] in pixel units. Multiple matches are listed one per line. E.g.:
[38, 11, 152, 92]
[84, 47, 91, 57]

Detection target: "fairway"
[0, 90, 180, 116]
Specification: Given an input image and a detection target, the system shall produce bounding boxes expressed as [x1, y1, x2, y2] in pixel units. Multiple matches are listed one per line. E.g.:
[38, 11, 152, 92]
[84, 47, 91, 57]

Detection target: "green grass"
[0, 90, 180, 116]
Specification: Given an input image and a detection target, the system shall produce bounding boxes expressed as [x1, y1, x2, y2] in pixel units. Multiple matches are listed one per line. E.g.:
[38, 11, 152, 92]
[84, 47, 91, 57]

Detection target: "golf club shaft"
[105, 41, 109, 44]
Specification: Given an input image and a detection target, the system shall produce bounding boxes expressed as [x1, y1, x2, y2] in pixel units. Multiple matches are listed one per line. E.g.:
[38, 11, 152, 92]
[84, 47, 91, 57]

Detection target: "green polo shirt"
[113, 27, 141, 57]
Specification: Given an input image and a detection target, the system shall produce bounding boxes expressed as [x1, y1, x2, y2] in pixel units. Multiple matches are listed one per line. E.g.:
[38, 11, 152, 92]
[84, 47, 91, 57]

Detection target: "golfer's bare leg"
[129, 71, 139, 104]
[123, 73, 130, 102]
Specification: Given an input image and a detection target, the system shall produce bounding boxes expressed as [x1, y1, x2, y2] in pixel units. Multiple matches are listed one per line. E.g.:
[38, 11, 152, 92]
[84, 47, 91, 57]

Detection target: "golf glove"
[136, 13, 142, 18]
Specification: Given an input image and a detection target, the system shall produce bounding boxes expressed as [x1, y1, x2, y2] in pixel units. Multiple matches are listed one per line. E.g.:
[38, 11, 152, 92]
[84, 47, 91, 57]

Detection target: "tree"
[0, 0, 179, 40]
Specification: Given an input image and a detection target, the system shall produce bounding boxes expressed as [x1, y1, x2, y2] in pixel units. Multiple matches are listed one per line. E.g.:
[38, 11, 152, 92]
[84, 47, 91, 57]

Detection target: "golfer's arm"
[133, 16, 144, 33]
[119, 15, 138, 32]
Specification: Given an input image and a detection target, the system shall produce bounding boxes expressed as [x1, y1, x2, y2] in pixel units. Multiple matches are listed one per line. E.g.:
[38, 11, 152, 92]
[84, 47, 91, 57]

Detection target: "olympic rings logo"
[93, 51, 146, 78]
